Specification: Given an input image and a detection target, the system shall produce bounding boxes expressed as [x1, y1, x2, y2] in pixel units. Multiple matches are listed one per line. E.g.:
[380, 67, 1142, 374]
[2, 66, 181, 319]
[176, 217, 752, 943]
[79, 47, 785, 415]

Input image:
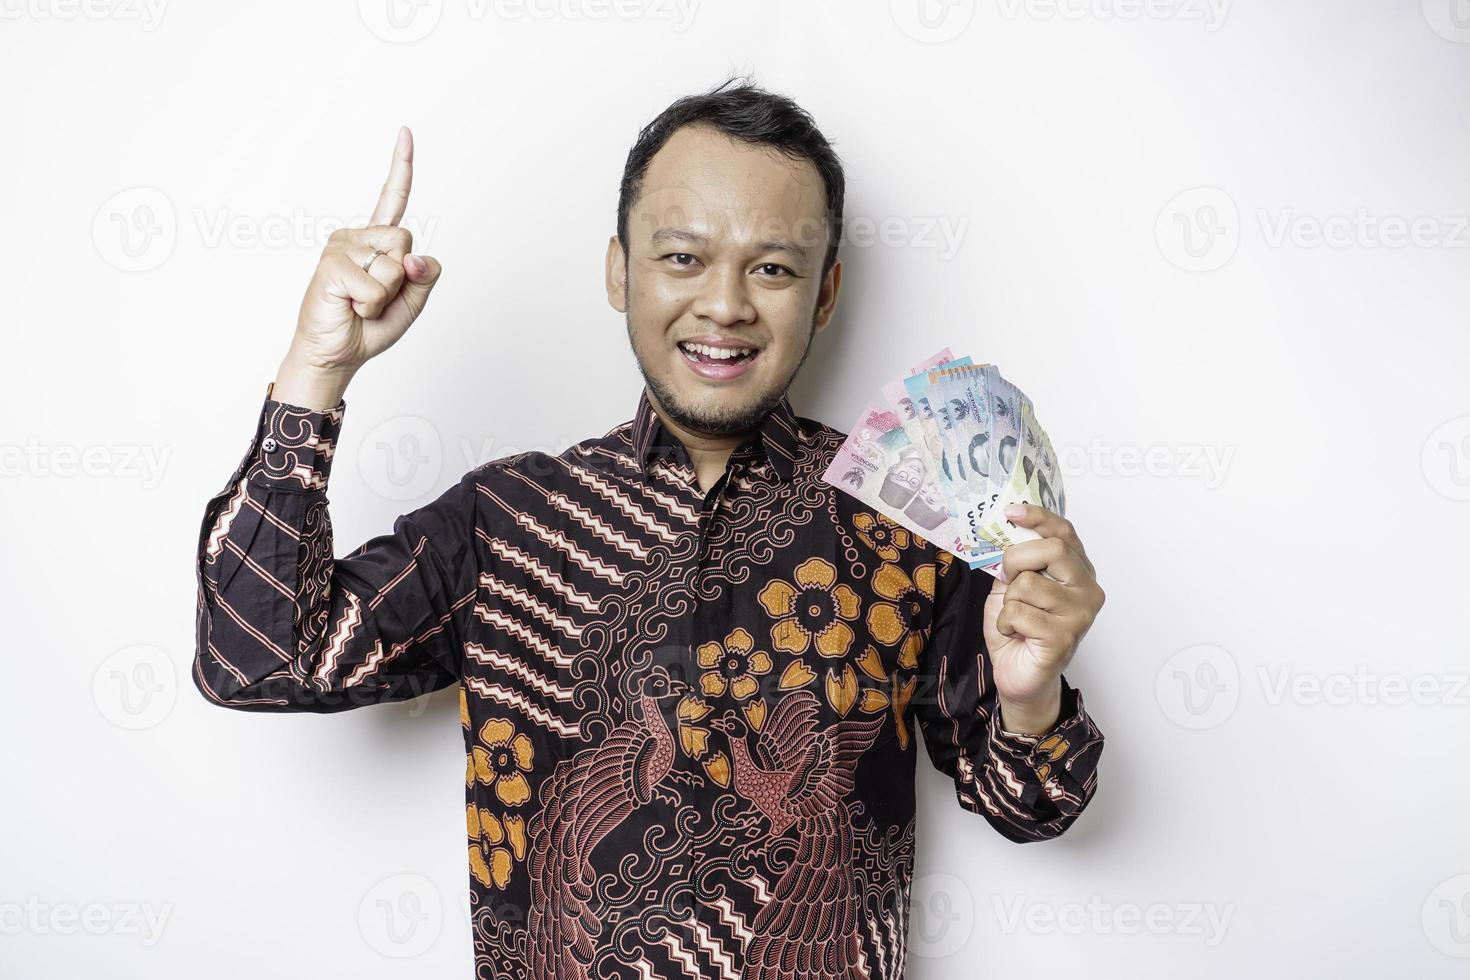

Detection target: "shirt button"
[262, 437, 278, 453]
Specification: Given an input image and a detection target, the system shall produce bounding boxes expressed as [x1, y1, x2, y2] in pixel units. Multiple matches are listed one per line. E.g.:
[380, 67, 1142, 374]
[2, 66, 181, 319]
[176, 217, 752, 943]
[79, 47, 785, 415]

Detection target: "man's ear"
[812, 257, 843, 335]
[605, 235, 628, 312]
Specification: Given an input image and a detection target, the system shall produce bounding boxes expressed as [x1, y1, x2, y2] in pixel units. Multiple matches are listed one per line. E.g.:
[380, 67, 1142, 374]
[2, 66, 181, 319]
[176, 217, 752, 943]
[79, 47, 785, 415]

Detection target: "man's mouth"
[676, 340, 759, 365]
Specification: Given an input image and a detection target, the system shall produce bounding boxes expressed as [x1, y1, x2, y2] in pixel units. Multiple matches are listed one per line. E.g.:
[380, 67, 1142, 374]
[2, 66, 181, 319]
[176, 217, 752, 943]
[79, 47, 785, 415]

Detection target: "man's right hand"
[272, 126, 442, 410]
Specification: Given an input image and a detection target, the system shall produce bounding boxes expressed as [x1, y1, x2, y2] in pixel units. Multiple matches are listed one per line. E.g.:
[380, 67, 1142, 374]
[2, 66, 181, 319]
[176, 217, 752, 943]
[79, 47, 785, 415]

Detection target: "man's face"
[606, 123, 842, 437]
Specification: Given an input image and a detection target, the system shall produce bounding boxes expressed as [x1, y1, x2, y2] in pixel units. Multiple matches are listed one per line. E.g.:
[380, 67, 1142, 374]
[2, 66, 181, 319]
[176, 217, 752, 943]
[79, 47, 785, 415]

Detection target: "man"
[194, 78, 1106, 979]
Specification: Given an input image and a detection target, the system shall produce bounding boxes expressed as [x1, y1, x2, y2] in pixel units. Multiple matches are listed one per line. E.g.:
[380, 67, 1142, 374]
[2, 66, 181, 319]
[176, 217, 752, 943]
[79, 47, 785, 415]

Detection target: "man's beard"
[625, 310, 816, 438]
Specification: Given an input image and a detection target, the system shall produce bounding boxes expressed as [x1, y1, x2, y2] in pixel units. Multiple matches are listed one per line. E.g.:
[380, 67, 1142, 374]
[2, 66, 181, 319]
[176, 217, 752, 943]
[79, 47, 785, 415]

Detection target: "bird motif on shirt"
[722, 689, 886, 980]
[525, 690, 677, 980]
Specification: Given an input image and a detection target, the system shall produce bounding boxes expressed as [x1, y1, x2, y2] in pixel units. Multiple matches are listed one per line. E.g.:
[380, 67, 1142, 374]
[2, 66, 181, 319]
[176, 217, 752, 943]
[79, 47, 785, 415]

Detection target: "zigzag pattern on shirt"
[687, 915, 740, 980]
[472, 606, 576, 670]
[709, 893, 754, 949]
[477, 573, 585, 639]
[564, 463, 683, 542]
[866, 908, 904, 980]
[631, 478, 701, 524]
[476, 533, 604, 614]
[314, 588, 365, 681]
[509, 510, 628, 586]
[548, 492, 651, 560]
[342, 638, 387, 688]
[464, 642, 575, 706]
[655, 931, 703, 980]
[463, 675, 582, 739]
[205, 478, 251, 561]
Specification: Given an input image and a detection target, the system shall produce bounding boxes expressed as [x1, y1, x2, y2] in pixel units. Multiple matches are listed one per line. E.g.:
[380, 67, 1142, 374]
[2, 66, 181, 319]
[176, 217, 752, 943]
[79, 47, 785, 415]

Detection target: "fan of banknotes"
[821, 348, 1064, 578]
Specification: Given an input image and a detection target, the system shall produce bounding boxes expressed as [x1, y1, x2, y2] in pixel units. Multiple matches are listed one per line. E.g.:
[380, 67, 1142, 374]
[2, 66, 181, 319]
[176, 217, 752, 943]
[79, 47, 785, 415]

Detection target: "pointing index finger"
[369, 126, 413, 227]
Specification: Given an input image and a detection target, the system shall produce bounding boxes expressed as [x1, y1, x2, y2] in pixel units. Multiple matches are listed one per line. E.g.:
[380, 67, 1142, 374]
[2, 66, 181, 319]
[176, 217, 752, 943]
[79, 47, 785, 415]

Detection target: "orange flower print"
[697, 627, 773, 701]
[853, 512, 910, 563]
[758, 557, 863, 659]
[866, 561, 936, 669]
[470, 718, 534, 807]
[467, 804, 526, 890]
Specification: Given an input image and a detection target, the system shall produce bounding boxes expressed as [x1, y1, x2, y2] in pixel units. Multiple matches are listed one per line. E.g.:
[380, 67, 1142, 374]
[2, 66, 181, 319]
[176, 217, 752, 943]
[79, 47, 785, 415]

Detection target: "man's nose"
[691, 263, 756, 327]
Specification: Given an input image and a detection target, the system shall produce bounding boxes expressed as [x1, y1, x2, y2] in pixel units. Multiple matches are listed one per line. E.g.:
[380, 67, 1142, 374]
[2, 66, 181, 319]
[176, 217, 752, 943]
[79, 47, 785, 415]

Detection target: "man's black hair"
[617, 75, 846, 281]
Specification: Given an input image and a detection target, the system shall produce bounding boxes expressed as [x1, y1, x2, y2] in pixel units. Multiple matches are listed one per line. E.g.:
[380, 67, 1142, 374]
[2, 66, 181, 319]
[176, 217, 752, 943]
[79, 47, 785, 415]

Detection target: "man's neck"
[646, 390, 752, 494]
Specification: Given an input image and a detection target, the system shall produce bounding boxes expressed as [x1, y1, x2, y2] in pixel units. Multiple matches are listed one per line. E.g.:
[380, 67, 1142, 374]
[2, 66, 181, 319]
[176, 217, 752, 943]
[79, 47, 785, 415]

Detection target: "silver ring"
[361, 248, 389, 273]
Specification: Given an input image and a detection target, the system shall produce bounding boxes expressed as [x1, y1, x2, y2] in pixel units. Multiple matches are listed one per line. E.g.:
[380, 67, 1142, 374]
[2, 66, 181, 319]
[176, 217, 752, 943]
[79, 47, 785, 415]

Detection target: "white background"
[4, 1, 1469, 977]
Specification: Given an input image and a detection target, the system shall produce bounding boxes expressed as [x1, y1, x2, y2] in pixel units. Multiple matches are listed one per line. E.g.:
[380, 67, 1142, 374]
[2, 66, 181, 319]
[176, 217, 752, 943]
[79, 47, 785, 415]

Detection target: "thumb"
[371, 253, 442, 339]
[399, 253, 442, 312]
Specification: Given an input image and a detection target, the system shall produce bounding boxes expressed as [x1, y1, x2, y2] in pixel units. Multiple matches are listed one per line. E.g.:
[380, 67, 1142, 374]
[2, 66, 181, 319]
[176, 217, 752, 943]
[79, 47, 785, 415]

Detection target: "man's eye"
[664, 253, 698, 267]
[755, 263, 793, 278]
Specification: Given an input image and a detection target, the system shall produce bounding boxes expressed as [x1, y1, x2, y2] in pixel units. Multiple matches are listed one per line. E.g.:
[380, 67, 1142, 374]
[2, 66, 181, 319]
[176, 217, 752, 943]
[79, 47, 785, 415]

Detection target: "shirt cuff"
[986, 677, 1101, 803]
[244, 382, 347, 491]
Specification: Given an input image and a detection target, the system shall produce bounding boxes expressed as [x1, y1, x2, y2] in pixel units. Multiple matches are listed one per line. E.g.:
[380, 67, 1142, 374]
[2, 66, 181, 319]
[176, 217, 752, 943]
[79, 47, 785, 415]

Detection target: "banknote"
[821, 401, 985, 563]
[824, 353, 1065, 576]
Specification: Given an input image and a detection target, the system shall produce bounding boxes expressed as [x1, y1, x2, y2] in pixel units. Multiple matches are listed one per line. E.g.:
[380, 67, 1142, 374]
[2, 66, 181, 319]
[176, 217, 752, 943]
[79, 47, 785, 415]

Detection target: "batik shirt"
[193, 381, 1105, 979]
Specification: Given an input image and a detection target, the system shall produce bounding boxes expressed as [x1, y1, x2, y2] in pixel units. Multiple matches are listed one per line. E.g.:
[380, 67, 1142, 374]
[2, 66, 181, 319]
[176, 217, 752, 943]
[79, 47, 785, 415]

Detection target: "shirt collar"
[631, 387, 801, 482]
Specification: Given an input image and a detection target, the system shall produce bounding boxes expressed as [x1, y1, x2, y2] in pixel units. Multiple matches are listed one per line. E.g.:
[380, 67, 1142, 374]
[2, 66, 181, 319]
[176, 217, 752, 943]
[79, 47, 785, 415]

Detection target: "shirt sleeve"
[912, 550, 1105, 842]
[192, 383, 481, 712]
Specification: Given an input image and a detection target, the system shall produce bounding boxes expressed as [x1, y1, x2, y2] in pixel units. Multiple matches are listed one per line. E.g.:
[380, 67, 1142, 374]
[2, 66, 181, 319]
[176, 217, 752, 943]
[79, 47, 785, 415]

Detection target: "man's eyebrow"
[648, 226, 814, 259]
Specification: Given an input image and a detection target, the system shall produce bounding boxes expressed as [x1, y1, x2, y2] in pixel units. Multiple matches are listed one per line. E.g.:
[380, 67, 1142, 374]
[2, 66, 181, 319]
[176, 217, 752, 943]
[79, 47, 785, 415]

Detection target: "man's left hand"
[982, 503, 1106, 735]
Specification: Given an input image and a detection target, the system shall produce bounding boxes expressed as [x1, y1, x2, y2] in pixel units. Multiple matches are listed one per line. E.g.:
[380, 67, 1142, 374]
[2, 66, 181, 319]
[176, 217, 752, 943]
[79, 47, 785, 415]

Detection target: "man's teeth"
[679, 342, 755, 360]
